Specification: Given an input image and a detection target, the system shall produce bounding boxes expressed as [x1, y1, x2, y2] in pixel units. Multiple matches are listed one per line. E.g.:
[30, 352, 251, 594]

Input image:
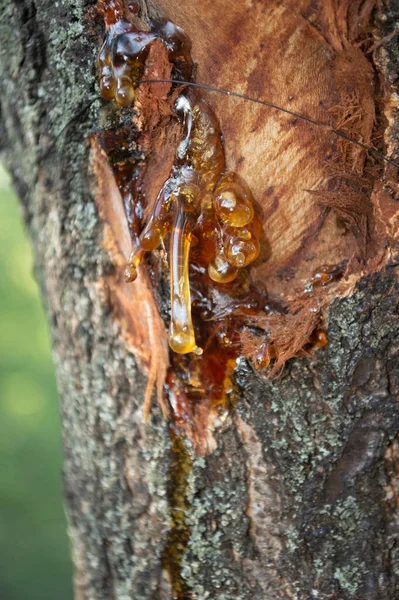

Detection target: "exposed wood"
[150, 0, 395, 298]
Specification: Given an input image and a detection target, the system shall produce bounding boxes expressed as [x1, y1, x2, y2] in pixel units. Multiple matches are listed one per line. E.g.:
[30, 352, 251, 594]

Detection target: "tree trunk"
[1, 0, 399, 599]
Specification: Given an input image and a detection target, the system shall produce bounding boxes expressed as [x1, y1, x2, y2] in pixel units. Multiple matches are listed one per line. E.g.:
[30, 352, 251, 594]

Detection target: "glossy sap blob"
[98, 15, 262, 355]
[98, 12, 192, 106]
[124, 92, 262, 354]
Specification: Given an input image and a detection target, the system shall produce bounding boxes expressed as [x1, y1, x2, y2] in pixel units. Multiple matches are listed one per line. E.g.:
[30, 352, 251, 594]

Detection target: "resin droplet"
[140, 227, 162, 251]
[125, 246, 143, 282]
[140, 216, 169, 252]
[125, 264, 138, 282]
[100, 73, 117, 100]
[311, 330, 328, 348]
[214, 172, 255, 227]
[254, 343, 271, 369]
[208, 253, 239, 283]
[116, 77, 135, 106]
[225, 231, 260, 267]
[311, 264, 345, 288]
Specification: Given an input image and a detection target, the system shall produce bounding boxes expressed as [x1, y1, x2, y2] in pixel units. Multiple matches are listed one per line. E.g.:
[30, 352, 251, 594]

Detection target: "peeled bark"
[1, 0, 399, 599]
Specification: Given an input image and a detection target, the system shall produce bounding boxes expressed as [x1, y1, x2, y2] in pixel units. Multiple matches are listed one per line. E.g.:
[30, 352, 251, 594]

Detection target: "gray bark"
[1, 1, 399, 599]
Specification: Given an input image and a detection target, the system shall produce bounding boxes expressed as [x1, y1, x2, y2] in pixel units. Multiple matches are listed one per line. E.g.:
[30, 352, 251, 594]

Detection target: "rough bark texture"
[1, 1, 399, 600]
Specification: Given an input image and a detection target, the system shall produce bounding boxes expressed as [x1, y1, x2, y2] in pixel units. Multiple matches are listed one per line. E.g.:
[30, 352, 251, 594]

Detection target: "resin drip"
[169, 203, 197, 354]
[162, 430, 194, 599]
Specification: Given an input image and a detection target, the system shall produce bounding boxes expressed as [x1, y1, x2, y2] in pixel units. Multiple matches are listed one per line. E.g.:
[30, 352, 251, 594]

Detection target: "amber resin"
[254, 342, 272, 370]
[161, 429, 193, 599]
[121, 90, 262, 356]
[97, 0, 329, 440]
[306, 263, 346, 292]
[98, 3, 192, 106]
[98, 5, 263, 357]
[310, 329, 328, 348]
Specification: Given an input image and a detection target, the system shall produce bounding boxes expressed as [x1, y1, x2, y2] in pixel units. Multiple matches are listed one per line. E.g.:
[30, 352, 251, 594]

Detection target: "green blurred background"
[0, 164, 73, 599]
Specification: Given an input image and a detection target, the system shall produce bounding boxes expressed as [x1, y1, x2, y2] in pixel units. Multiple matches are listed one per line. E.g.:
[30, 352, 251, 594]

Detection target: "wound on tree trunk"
[92, 0, 398, 451]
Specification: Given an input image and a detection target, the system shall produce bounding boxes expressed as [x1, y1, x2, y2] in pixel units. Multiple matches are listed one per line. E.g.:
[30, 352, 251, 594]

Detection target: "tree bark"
[1, 1, 399, 599]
